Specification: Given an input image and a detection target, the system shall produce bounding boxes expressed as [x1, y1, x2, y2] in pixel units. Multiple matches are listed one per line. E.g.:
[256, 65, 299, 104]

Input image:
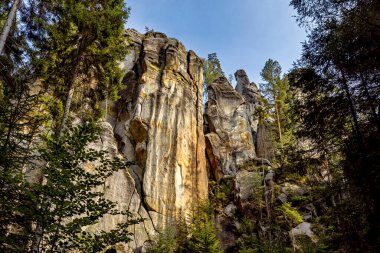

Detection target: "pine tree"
[260, 59, 289, 151]
[203, 53, 224, 99]
[290, 0, 380, 251]
[0, 0, 20, 54]
[185, 203, 222, 253]
[29, 0, 130, 135]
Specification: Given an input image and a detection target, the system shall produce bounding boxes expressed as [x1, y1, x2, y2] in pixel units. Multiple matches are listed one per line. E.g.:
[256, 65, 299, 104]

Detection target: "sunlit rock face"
[93, 29, 208, 252]
[234, 69, 274, 161]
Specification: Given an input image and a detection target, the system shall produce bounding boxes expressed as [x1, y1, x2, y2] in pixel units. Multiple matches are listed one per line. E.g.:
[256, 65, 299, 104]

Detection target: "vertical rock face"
[90, 30, 274, 252]
[122, 29, 208, 226]
[94, 29, 208, 252]
[205, 77, 256, 180]
[204, 71, 272, 181]
[204, 71, 273, 252]
[234, 69, 274, 161]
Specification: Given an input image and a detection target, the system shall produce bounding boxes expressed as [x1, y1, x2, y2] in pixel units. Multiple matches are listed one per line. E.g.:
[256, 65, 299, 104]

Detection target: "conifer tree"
[203, 53, 224, 99]
[260, 59, 289, 150]
[290, 0, 380, 251]
[185, 203, 222, 253]
[29, 0, 130, 135]
[0, 0, 20, 55]
[27, 122, 141, 253]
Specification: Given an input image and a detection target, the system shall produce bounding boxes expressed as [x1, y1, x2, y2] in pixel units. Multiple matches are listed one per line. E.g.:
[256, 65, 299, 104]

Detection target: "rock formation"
[205, 76, 256, 180]
[89, 30, 276, 253]
[234, 69, 274, 160]
[204, 72, 273, 252]
[90, 29, 208, 252]
[204, 71, 272, 182]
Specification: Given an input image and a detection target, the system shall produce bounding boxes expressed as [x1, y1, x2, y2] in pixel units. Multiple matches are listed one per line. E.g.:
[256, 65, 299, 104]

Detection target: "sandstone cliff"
[204, 70, 272, 181]
[90, 29, 208, 252]
[203, 72, 273, 252]
[92, 30, 274, 253]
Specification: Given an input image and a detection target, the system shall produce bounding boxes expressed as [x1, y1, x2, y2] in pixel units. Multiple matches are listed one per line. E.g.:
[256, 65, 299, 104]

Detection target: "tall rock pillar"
[113, 30, 208, 230]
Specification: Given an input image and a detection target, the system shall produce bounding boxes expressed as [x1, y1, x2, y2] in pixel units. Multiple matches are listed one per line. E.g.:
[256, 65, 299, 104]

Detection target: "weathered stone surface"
[277, 193, 288, 203]
[235, 69, 274, 160]
[204, 71, 275, 252]
[235, 169, 258, 217]
[224, 202, 238, 217]
[205, 77, 256, 180]
[290, 222, 318, 243]
[281, 182, 307, 197]
[215, 214, 239, 253]
[84, 122, 156, 252]
[91, 29, 208, 252]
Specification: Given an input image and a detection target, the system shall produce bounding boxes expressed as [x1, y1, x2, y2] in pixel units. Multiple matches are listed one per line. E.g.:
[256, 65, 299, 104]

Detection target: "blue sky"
[125, 0, 307, 85]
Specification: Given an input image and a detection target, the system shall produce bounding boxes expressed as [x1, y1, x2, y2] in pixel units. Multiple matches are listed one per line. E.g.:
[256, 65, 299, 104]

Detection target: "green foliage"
[236, 218, 260, 253]
[29, 0, 130, 131]
[260, 59, 282, 102]
[209, 179, 235, 209]
[203, 53, 224, 98]
[289, 0, 380, 250]
[251, 171, 265, 209]
[1, 122, 141, 252]
[260, 59, 289, 109]
[149, 214, 189, 253]
[236, 219, 292, 253]
[311, 194, 371, 253]
[259, 59, 290, 157]
[28, 123, 141, 252]
[276, 203, 303, 229]
[182, 203, 221, 253]
[290, 196, 311, 207]
[0, 83, 48, 253]
[149, 225, 178, 253]
[150, 203, 222, 253]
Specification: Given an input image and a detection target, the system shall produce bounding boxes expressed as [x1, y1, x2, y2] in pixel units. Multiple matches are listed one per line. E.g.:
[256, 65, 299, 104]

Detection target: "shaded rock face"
[205, 77, 256, 180]
[94, 29, 208, 252]
[90, 31, 274, 253]
[204, 72, 274, 252]
[204, 71, 273, 178]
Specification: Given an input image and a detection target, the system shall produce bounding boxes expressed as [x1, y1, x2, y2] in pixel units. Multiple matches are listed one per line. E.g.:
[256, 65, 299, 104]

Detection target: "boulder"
[281, 182, 307, 197]
[278, 193, 288, 203]
[224, 202, 238, 217]
[290, 222, 318, 243]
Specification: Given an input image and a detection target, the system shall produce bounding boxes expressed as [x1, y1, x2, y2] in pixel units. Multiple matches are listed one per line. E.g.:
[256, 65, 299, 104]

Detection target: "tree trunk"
[31, 38, 84, 252]
[31, 225, 43, 253]
[57, 46, 82, 136]
[341, 71, 362, 145]
[0, 0, 20, 55]
[359, 72, 379, 127]
[274, 97, 283, 149]
[32, 75, 77, 252]
[58, 80, 76, 137]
